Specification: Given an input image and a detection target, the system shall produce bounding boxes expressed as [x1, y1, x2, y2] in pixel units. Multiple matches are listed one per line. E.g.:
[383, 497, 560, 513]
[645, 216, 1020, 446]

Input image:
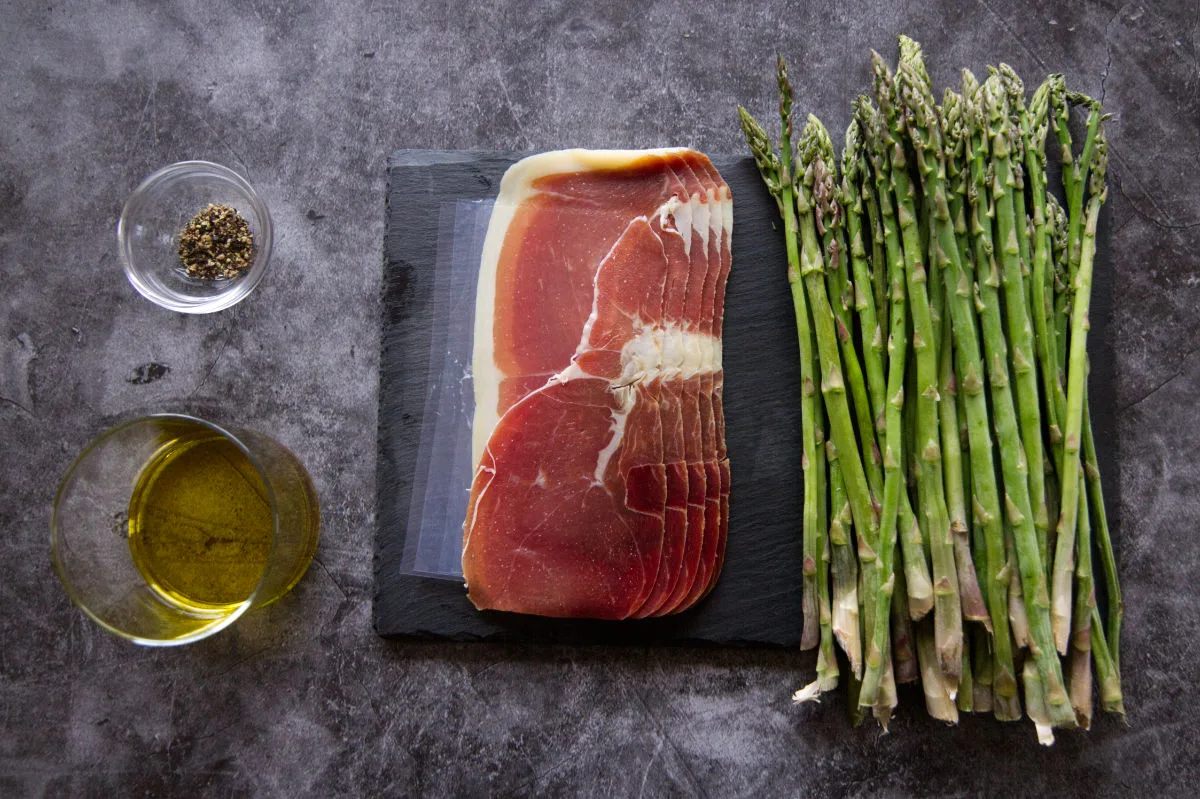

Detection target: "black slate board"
[374, 150, 1118, 647]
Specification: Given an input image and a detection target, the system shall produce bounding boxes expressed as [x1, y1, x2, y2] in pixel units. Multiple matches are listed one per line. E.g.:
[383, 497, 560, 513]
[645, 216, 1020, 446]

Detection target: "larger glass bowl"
[118, 161, 273, 313]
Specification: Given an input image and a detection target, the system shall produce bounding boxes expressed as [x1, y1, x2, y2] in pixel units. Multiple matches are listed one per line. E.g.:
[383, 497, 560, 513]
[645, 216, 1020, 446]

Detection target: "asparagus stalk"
[1051, 174, 1072, 373]
[976, 76, 1075, 727]
[829, 463, 863, 675]
[1068, 471, 1095, 729]
[1023, 658, 1057, 746]
[861, 99, 936, 622]
[915, 617, 958, 723]
[1005, 517, 1030, 650]
[1049, 195, 1123, 691]
[946, 89, 1009, 719]
[1035, 84, 1123, 713]
[891, 546, 921, 684]
[904, 78, 992, 632]
[1092, 602, 1126, 716]
[792, 111, 881, 576]
[1051, 89, 1104, 372]
[861, 156, 891, 341]
[843, 124, 887, 444]
[752, 92, 886, 704]
[1052, 89, 1123, 678]
[738, 94, 823, 653]
[1052, 126, 1109, 659]
[961, 68, 1029, 721]
[842, 118, 905, 705]
[798, 116, 880, 697]
[874, 644, 899, 730]
[938, 254, 992, 630]
[958, 639, 975, 713]
[992, 67, 1053, 589]
[1085, 390, 1123, 673]
[1023, 77, 1065, 452]
[1064, 95, 1105, 285]
[875, 48, 962, 687]
[972, 626, 995, 713]
[908, 61, 1021, 708]
[856, 105, 905, 708]
[744, 43, 1122, 732]
[810, 126, 890, 591]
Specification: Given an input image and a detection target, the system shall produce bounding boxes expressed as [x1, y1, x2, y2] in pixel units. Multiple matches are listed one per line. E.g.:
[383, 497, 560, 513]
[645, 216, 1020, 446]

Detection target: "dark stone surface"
[2, 1, 1197, 795]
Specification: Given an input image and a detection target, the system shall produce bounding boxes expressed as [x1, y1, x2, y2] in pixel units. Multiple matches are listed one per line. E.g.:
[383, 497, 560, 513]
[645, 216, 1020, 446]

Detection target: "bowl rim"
[117, 160, 274, 314]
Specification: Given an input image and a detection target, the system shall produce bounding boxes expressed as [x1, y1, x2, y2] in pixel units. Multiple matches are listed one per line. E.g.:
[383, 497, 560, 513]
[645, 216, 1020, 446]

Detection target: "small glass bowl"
[118, 161, 273, 313]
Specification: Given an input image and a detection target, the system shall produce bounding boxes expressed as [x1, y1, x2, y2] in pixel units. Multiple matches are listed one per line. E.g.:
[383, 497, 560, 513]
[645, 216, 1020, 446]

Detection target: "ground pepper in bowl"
[177, 203, 255, 280]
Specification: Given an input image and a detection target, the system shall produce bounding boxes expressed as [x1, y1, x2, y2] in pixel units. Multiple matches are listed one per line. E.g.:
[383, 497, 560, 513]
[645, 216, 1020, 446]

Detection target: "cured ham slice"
[464, 149, 732, 619]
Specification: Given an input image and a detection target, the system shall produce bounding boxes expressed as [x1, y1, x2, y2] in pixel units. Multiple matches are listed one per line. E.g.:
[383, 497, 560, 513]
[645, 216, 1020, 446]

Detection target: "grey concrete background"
[2, 1, 1197, 795]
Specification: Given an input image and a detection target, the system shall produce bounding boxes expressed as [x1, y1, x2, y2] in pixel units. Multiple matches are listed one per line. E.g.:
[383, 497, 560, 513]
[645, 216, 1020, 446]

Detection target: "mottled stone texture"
[1, 1, 1197, 795]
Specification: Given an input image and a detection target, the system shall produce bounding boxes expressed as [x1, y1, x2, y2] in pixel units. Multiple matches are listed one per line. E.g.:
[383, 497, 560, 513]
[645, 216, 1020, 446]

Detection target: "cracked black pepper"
[177, 203, 255, 279]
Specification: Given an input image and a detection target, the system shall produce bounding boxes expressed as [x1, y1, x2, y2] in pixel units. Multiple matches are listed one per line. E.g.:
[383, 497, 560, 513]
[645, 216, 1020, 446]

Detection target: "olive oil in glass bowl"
[52, 415, 319, 645]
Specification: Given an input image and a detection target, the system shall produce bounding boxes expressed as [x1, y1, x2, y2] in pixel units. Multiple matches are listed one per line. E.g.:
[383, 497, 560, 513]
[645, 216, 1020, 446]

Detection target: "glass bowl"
[51, 414, 320, 646]
[118, 161, 273, 313]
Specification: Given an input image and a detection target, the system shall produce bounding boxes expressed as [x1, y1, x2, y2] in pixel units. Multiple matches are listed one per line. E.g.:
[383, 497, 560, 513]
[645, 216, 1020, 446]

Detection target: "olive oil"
[128, 431, 274, 615]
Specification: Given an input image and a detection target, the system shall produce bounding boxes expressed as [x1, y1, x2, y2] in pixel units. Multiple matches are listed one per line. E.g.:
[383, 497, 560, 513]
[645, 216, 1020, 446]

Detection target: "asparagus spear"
[807, 126, 864, 685]
[1050, 88, 1104, 370]
[1068, 470, 1095, 728]
[855, 104, 905, 708]
[1023, 658, 1056, 746]
[875, 48, 962, 687]
[793, 112, 881, 574]
[829, 463, 862, 675]
[1092, 601, 1126, 716]
[915, 617, 958, 723]
[860, 99, 937, 622]
[1023, 77, 1065, 454]
[1050, 162, 1073, 373]
[1064, 94, 1105, 286]
[1031, 84, 1123, 715]
[738, 93, 823, 653]
[1085, 389, 1123, 674]
[976, 76, 1075, 727]
[1050, 189, 1123, 688]
[1052, 126, 1109, 660]
[874, 642, 899, 729]
[810, 126, 892, 604]
[904, 75, 991, 631]
[891, 546, 921, 684]
[860, 155, 891, 341]
[972, 626, 995, 713]
[1050, 89, 1123, 677]
[946, 92, 1011, 714]
[743, 43, 1123, 732]
[904, 58, 1020, 709]
[843, 123, 887, 446]
[993, 66, 1053, 587]
[796, 113, 888, 701]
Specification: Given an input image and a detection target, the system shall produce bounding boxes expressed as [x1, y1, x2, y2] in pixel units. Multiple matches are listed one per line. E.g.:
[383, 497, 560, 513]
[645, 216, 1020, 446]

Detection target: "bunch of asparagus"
[739, 37, 1123, 742]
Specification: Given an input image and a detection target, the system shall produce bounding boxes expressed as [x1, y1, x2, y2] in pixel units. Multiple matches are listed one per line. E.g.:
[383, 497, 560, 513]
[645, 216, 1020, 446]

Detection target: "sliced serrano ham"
[464, 148, 732, 619]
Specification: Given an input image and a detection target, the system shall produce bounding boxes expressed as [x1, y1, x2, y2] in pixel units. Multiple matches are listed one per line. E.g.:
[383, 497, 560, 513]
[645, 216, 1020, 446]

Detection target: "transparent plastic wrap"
[398, 199, 492, 580]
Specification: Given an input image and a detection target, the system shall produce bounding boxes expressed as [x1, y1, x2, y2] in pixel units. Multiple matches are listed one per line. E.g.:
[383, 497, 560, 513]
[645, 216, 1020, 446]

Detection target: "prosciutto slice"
[463, 149, 732, 619]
